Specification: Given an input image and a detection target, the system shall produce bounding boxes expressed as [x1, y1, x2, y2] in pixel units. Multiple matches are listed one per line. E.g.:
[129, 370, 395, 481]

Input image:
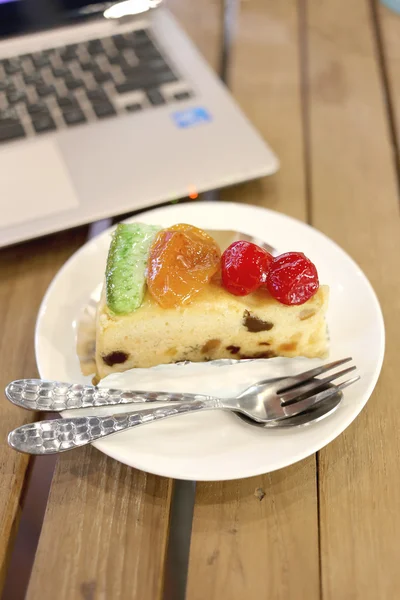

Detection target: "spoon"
[237, 379, 342, 428]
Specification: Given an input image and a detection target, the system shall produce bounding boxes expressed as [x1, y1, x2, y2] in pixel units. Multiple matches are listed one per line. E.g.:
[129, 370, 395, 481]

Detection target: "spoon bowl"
[237, 380, 342, 428]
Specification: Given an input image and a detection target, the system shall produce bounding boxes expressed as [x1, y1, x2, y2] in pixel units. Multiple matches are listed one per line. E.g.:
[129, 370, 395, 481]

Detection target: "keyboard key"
[65, 77, 84, 91]
[130, 30, 152, 46]
[57, 95, 79, 109]
[87, 39, 104, 56]
[125, 103, 142, 112]
[135, 43, 162, 60]
[120, 64, 146, 78]
[155, 70, 179, 85]
[86, 89, 109, 104]
[108, 54, 124, 65]
[146, 88, 165, 106]
[0, 109, 25, 142]
[112, 34, 130, 50]
[0, 108, 19, 121]
[36, 84, 56, 97]
[0, 123, 25, 142]
[3, 58, 21, 75]
[23, 72, 44, 85]
[115, 80, 141, 94]
[174, 91, 192, 101]
[80, 60, 96, 71]
[93, 102, 116, 118]
[59, 45, 77, 62]
[27, 102, 48, 115]
[145, 57, 170, 71]
[32, 113, 56, 133]
[0, 79, 16, 93]
[120, 66, 177, 89]
[117, 69, 177, 93]
[93, 70, 112, 84]
[63, 108, 86, 126]
[116, 66, 170, 93]
[32, 53, 51, 69]
[52, 66, 70, 78]
[6, 89, 27, 104]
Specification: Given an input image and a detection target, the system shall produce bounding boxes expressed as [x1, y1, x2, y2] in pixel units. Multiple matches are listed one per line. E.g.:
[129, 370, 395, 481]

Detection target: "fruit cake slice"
[94, 223, 329, 380]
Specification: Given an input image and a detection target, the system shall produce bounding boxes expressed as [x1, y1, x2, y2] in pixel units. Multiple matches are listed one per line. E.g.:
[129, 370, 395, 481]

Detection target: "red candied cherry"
[266, 252, 319, 305]
[221, 241, 274, 296]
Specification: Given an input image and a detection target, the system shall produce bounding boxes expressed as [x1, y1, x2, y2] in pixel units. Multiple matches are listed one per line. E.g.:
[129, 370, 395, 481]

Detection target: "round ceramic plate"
[35, 202, 385, 480]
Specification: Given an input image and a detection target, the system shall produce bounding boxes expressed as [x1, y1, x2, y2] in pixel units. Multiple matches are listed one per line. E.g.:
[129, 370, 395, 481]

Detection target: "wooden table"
[2, 1, 400, 598]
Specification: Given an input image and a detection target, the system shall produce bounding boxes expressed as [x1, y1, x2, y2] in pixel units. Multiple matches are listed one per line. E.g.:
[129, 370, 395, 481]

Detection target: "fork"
[7, 358, 359, 455]
[6, 358, 352, 413]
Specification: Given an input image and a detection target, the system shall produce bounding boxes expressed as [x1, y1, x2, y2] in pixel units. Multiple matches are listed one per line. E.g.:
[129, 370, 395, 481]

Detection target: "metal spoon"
[237, 379, 342, 428]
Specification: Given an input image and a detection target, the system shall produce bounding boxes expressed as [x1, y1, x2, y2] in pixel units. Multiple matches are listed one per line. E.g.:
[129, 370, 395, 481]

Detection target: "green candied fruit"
[105, 223, 161, 315]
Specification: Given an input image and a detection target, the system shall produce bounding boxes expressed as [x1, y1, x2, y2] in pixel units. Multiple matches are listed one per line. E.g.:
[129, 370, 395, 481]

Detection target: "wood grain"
[0, 229, 87, 592]
[306, 0, 400, 597]
[186, 462, 319, 600]
[378, 1, 400, 146]
[26, 446, 171, 600]
[221, 0, 308, 221]
[186, 2, 320, 599]
[168, 0, 222, 70]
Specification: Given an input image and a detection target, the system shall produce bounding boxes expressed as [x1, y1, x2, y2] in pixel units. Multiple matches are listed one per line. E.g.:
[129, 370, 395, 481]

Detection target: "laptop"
[0, 0, 279, 248]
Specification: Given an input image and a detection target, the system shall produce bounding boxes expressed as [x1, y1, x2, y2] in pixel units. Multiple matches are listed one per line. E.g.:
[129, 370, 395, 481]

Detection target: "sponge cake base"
[95, 283, 329, 380]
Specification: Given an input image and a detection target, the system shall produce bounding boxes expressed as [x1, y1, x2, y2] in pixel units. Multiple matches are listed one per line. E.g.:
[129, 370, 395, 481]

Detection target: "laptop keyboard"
[0, 29, 193, 144]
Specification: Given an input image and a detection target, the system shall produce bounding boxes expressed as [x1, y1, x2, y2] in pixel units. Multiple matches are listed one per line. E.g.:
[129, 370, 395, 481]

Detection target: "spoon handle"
[8, 398, 222, 455]
[5, 379, 213, 412]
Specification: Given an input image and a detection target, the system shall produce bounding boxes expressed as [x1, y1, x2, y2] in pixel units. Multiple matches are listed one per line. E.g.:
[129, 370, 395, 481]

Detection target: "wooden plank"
[0, 229, 87, 592]
[306, 0, 400, 597]
[186, 2, 320, 599]
[186, 464, 319, 600]
[26, 447, 172, 600]
[378, 2, 400, 145]
[220, 0, 308, 221]
[168, 0, 222, 70]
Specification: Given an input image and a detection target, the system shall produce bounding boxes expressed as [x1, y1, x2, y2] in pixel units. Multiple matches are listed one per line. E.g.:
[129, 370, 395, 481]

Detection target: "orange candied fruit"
[146, 224, 221, 308]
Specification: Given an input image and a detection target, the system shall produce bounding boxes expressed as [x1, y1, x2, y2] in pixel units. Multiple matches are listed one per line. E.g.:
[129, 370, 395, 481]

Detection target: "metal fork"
[205, 229, 277, 255]
[7, 358, 359, 455]
[5, 358, 352, 413]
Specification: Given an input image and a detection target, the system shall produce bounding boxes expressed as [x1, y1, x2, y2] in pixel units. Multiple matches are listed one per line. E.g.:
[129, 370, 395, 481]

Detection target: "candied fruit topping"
[147, 224, 221, 308]
[221, 241, 274, 296]
[266, 252, 319, 305]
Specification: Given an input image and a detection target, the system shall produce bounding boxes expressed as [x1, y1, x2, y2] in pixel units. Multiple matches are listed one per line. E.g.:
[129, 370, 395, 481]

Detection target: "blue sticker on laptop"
[172, 107, 212, 129]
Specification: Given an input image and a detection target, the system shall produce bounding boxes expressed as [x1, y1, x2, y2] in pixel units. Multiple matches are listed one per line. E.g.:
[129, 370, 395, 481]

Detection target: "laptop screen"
[0, 1, 112, 39]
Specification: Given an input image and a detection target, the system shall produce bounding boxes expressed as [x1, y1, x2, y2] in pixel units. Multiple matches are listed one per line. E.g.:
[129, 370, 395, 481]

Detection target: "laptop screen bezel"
[0, 1, 113, 40]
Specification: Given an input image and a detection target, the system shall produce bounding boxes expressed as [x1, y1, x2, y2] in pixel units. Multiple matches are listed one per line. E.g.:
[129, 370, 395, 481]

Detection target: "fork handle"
[8, 398, 222, 455]
[5, 379, 213, 412]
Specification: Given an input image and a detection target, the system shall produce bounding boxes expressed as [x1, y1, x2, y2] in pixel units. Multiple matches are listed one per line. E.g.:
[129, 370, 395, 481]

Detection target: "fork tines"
[277, 358, 359, 405]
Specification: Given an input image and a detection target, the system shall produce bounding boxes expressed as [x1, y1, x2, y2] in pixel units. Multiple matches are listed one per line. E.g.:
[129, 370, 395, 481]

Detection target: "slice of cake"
[93, 223, 329, 380]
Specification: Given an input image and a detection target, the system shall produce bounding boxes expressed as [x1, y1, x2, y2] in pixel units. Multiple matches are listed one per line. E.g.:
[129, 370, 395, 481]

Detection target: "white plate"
[35, 202, 385, 481]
